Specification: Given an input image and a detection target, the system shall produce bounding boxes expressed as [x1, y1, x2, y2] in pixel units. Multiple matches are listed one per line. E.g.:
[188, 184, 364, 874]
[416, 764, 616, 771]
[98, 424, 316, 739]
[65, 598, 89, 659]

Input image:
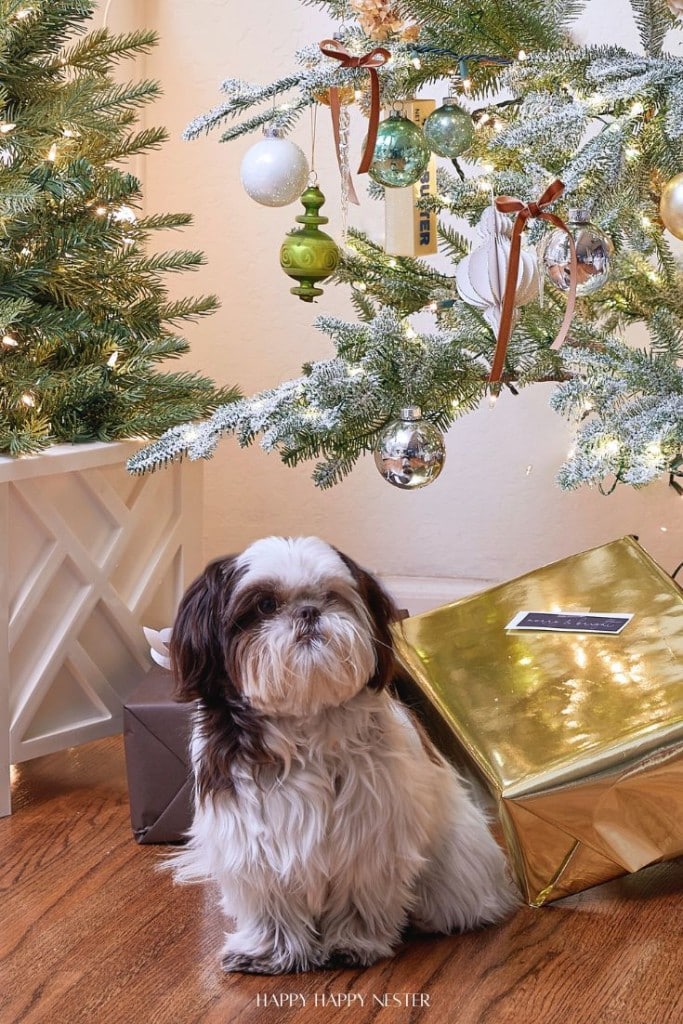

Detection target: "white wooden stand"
[0, 441, 202, 815]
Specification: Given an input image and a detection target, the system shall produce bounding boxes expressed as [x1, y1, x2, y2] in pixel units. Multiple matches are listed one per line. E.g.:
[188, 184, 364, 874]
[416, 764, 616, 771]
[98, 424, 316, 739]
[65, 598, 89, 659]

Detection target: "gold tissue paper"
[392, 537, 683, 906]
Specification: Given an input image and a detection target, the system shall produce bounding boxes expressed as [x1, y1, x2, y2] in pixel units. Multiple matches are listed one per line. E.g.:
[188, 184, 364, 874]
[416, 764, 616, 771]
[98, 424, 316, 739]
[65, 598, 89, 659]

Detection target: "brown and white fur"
[167, 536, 518, 974]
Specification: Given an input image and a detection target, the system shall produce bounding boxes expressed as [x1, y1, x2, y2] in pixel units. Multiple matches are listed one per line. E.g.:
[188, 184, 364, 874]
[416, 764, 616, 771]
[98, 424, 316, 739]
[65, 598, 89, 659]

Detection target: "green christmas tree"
[129, 0, 683, 494]
[0, 0, 237, 456]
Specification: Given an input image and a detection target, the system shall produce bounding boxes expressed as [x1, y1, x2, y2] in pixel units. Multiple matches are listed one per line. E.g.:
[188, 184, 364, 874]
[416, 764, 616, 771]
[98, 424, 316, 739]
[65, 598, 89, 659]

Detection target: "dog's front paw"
[323, 946, 390, 969]
[221, 951, 282, 974]
[221, 949, 320, 975]
[324, 949, 366, 970]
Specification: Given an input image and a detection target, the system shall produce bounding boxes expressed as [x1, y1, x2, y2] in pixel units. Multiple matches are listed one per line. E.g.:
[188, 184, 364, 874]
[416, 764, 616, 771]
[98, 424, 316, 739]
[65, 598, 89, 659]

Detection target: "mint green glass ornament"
[368, 115, 430, 189]
[423, 97, 474, 158]
[279, 184, 340, 302]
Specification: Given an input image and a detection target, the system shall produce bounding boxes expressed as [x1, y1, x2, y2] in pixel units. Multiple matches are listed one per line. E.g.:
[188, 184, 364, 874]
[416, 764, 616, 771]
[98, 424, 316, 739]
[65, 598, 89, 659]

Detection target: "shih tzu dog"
[167, 536, 518, 974]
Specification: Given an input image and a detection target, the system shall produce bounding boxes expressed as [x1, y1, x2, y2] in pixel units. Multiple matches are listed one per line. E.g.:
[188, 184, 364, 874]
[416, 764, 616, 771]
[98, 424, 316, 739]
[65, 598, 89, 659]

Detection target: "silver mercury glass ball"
[374, 406, 446, 490]
[540, 208, 613, 296]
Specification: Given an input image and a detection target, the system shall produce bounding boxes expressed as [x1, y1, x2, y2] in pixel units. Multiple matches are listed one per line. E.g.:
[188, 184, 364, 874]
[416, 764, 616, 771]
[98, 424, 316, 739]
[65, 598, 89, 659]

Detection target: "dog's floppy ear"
[335, 549, 399, 691]
[170, 555, 241, 703]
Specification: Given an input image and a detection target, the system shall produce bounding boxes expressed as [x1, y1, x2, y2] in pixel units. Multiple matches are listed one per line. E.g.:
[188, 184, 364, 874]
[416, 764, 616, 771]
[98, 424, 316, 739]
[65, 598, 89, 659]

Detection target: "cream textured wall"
[132, 0, 681, 596]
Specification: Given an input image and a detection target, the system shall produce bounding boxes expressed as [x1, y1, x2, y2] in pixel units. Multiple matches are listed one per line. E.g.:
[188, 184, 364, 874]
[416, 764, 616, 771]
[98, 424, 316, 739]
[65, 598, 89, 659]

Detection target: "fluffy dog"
[167, 536, 518, 973]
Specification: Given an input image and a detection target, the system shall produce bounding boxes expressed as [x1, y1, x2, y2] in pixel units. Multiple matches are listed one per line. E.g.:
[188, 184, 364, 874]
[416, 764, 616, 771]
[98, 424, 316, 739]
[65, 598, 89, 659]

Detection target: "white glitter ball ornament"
[240, 129, 309, 207]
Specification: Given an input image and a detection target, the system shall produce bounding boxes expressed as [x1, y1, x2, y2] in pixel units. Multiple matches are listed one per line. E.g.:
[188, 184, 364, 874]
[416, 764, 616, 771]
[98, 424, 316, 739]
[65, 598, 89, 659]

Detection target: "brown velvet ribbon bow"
[489, 179, 577, 385]
[319, 40, 391, 205]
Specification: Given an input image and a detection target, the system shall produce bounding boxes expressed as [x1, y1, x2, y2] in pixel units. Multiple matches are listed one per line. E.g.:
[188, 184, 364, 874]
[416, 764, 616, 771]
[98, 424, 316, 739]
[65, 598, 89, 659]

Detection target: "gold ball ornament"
[660, 173, 683, 240]
[314, 84, 355, 106]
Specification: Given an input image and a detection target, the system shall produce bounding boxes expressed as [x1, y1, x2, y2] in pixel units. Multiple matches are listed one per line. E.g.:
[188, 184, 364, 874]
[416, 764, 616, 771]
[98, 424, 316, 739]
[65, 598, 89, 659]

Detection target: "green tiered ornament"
[280, 184, 340, 301]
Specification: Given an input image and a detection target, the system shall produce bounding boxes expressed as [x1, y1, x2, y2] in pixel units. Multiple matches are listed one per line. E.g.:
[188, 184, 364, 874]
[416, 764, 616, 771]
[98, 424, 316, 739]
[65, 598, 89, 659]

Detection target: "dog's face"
[171, 536, 398, 719]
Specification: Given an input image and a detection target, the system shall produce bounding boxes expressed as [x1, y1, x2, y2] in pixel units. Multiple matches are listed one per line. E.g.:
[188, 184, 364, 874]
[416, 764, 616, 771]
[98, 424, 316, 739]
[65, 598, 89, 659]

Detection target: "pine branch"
[59, 27, 159, 73]
[629, 0, 675, 57]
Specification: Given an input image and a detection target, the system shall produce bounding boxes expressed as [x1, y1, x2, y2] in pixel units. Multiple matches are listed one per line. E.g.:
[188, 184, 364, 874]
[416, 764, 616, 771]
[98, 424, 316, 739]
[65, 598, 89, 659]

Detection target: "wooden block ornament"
[384, 99, 438, 258]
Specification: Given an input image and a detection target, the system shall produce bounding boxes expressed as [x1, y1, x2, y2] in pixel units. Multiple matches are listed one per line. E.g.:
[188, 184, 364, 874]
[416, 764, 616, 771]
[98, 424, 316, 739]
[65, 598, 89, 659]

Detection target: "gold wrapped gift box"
[392, 536, 683, 906]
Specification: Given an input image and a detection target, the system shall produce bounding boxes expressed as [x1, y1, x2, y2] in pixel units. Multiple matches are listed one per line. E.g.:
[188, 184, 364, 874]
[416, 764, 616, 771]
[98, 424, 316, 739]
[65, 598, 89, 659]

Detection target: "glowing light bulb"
[405, 326, 417, 339]
[15, 8, 34, 19]
[518, 49, 528, 61]
[462, 77, 472, 94]
[412, 58, 421, 70]
[2, 334, 18, 347]
[107, 350, 119, 368]
[630, 101, 645, 116]
[604, 438, 620, 455]
[95, 205, 108, 217]
[47, 143, 58, 162]
[113, 205, 137, 223]
[21, 393, 35, 407]
[0, 123, 16, 134]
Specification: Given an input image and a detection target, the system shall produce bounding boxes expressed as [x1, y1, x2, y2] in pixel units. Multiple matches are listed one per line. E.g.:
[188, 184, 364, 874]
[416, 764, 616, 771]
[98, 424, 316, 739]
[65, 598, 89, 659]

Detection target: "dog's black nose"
[298, 605, 321, 624]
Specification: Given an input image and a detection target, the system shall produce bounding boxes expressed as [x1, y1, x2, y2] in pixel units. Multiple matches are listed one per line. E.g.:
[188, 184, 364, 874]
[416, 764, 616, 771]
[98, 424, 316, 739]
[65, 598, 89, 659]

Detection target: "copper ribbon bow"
[489, 179, 577, 385]
[319, 40, 390, 205]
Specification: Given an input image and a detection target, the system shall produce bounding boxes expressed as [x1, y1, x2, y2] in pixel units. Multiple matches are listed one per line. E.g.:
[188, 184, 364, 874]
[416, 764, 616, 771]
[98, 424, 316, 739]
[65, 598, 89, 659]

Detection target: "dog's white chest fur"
[184, 693, 436, 896]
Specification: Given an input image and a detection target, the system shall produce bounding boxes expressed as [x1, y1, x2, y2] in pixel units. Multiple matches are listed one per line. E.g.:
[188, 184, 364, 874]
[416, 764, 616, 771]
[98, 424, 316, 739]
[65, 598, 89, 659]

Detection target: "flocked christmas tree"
[0, 0, 236, 456]
[129, 0, 683, 495]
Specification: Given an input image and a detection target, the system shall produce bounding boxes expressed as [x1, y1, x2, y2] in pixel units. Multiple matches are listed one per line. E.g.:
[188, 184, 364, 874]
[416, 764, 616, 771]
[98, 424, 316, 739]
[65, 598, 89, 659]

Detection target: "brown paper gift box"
[123, 667, 193, 844]
[392, 536, 683, 906]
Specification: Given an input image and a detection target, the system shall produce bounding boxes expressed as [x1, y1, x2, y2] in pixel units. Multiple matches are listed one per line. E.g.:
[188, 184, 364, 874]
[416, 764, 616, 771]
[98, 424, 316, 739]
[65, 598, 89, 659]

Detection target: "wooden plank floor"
[1, 736, 681, 1024]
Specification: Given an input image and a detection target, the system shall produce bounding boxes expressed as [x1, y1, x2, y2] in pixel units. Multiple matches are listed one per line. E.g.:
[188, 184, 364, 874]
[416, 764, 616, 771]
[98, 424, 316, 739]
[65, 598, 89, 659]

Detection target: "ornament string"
[489, 179, 577, 386]
[309, 103, 318, 179]
[319, 39, 390, 202]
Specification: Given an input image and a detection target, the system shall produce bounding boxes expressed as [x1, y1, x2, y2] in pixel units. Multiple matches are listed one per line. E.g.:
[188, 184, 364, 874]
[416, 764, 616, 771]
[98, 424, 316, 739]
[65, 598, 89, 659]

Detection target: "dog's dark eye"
[257, 595, 278, 615]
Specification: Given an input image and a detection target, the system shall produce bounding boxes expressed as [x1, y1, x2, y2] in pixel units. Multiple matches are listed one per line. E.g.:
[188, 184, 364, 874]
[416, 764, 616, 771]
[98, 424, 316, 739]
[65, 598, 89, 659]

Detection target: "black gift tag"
[506, 611, 633, 635]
